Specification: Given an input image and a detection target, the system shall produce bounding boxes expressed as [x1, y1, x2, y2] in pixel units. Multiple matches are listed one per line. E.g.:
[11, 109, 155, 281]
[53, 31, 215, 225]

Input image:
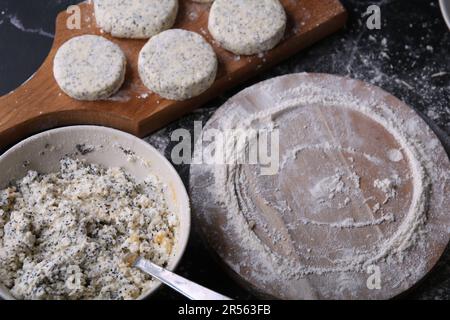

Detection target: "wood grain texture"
[0, 0, 347, 149]
[189, 73, 450, 300]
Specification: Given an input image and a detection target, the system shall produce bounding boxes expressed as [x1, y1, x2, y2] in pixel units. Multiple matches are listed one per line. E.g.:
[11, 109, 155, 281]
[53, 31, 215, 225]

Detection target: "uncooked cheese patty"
[93, 0, 179, 39]
[208, 0, 287, 55]
[53, 35, 126, 101]
[138, 29, 218, 101]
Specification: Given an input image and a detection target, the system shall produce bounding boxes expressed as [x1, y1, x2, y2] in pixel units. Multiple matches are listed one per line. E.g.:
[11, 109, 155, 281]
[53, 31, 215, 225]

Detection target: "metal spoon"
[125, 254, 231, 300]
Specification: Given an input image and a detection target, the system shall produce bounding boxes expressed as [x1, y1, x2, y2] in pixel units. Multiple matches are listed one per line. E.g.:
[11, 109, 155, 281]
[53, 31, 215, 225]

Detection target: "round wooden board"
[189, 73, 450, 300]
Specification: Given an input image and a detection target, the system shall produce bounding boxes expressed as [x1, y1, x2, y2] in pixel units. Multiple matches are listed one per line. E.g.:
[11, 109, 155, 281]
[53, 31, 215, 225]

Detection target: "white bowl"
[0, 126, 191, 300]
[440, 0, 450, 30]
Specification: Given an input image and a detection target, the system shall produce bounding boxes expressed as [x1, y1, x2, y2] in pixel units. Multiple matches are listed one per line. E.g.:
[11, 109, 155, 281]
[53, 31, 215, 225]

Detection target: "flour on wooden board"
[191, 74, 450, 297]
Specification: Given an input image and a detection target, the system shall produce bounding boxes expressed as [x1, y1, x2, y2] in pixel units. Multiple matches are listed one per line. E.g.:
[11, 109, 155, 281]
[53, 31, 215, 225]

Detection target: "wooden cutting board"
[189, 73, 450, 300]
[0, 0, 347, 149]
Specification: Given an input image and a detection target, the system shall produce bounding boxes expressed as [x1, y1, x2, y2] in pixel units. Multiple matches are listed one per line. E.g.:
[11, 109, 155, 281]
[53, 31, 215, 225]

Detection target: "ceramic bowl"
[0, 126, 191, 300]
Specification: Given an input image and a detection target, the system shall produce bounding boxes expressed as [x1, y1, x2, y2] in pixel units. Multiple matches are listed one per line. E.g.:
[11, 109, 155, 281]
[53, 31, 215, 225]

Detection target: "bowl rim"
[0, 125, 191, 300]
[440, 0, 450, 30]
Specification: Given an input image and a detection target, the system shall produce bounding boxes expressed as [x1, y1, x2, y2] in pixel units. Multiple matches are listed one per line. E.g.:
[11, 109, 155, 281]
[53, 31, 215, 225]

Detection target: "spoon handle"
[135, 257, 232, 300]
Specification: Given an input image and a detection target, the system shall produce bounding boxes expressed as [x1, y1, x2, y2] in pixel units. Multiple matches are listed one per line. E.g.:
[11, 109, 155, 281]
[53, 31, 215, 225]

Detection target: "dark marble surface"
[0, 0, 449, 300]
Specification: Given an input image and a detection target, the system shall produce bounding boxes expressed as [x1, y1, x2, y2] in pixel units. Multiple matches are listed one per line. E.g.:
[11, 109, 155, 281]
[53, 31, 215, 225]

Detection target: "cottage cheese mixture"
[0, 158, 178, 300]
[53, 35, 126, 101]
[138, 29, 218, 101]
[208, 0, 287, 55]
[94, 0, 178, 39]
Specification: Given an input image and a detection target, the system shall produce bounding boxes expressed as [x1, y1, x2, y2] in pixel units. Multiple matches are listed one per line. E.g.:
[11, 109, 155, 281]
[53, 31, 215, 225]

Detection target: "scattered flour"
[387, 148, 404, 162]
[374, 174, 402, 203]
